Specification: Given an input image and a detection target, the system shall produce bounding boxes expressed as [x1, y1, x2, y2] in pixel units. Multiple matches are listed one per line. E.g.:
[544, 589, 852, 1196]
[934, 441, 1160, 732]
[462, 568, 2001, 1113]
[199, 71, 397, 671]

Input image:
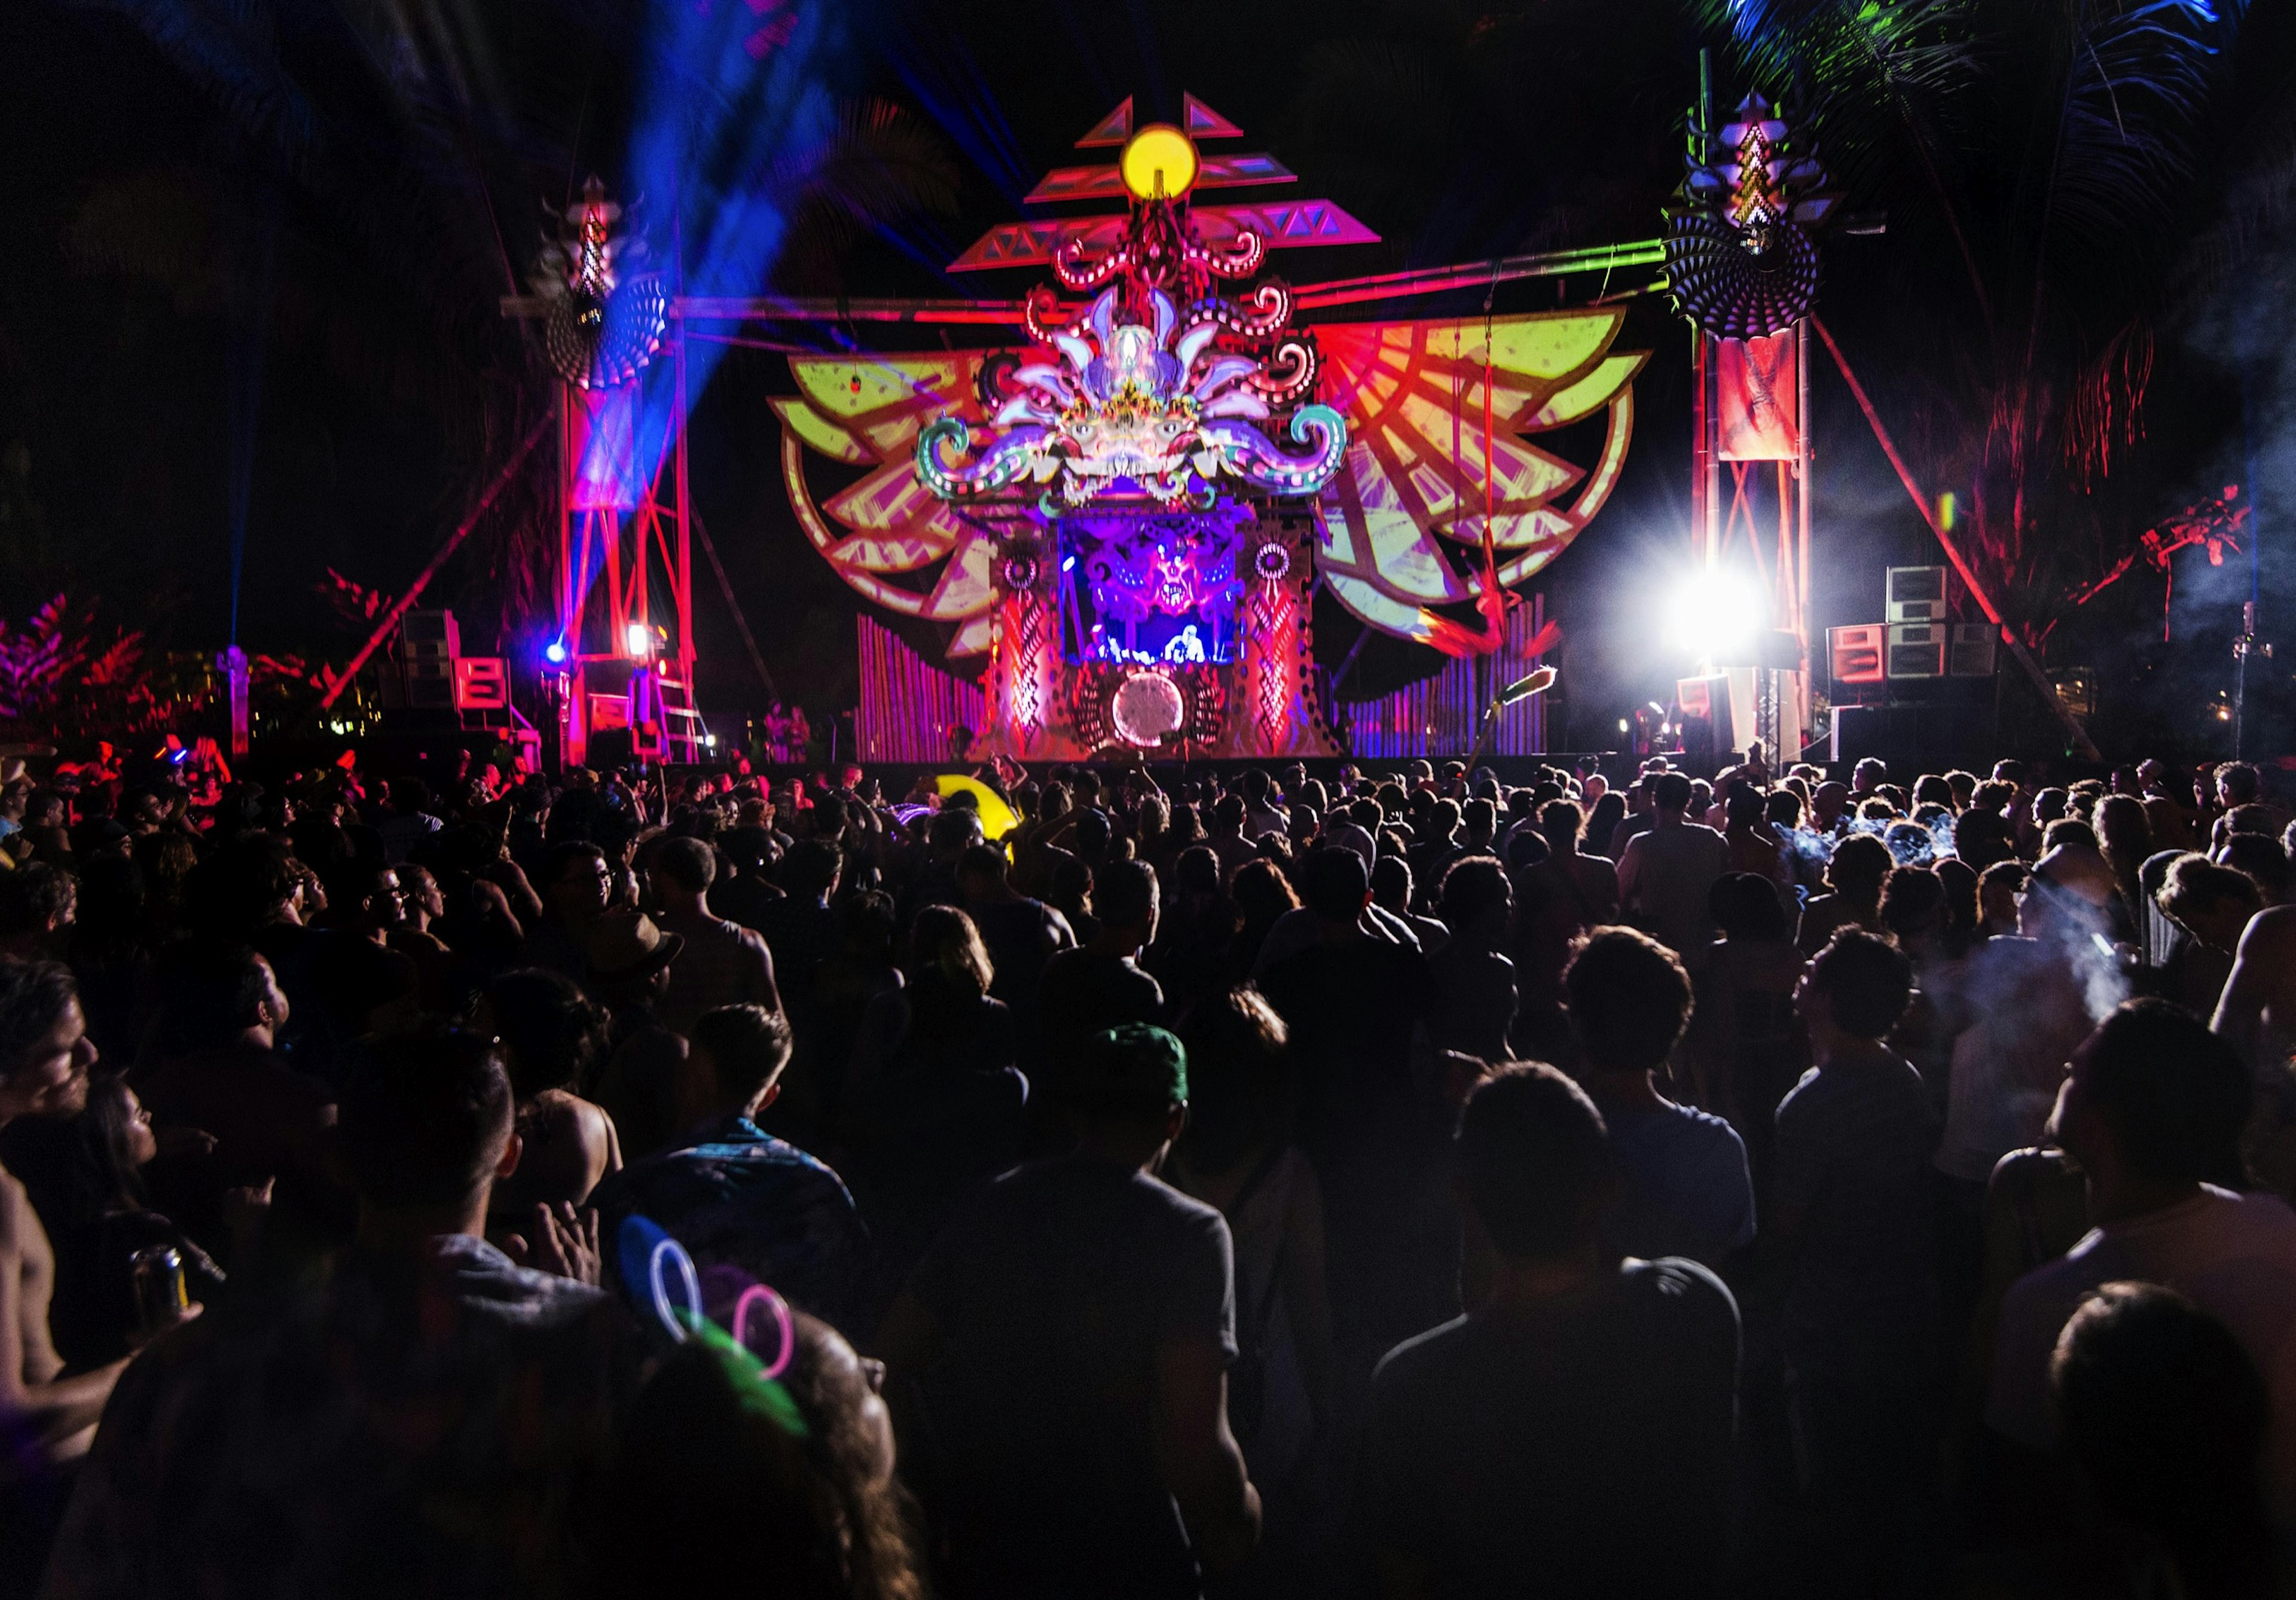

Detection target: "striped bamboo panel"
[855, 615, 988, 764]
[1494, 594, 1549, 758]
[1339, 594, 1551, 759]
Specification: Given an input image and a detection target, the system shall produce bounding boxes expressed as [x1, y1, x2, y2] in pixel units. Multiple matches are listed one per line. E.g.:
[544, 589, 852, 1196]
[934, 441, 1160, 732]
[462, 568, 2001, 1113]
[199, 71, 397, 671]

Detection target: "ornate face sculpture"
[918, 286, 1345, 512]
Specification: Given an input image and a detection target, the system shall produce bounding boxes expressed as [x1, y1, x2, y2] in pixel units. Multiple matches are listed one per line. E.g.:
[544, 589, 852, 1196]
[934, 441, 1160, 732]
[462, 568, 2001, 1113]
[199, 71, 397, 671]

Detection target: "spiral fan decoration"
[546, 276, 671, 390]
[1664, 93, 1836, 340]
[532, 176, 671, 390]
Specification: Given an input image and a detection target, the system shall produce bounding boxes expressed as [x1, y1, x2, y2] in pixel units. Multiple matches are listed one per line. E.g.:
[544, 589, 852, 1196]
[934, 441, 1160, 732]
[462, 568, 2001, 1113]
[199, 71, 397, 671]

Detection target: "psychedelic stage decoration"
[915, 287, 1348, 511]
[1664, 93, 1837, 341]
[533, 175, 671, 392]
[778, 95, 1650, 759]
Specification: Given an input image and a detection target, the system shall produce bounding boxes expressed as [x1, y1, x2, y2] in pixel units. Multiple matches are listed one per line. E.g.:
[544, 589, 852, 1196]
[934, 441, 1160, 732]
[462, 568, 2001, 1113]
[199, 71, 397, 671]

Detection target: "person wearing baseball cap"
[1065, 1021, 1190, 1125]
[880, 1023, 1260, 1598]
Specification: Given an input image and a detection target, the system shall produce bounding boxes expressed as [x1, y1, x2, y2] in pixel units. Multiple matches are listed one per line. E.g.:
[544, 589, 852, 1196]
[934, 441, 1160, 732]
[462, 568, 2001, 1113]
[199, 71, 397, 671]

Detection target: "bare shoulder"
[2237, 906, 2296, 956]
[525, 1086, 584, 1129]
[544, 1090, 619, 1169]
[0, 1165, 28, 1253]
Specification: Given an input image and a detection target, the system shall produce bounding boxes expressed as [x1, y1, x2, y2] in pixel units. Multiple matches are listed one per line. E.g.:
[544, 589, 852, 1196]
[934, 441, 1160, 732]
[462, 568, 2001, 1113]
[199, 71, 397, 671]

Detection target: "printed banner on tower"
[1716, 329, 1800, 461]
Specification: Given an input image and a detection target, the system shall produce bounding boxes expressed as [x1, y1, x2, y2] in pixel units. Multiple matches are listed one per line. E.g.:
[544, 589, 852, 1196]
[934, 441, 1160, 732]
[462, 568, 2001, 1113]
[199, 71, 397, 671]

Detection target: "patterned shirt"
[588, 1114, 870, 1334]
[42, 1235, 640, 1600]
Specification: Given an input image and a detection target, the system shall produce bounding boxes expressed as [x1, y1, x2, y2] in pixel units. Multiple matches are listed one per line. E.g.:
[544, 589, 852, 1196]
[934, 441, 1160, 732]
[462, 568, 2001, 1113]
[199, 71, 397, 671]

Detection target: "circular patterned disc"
[1110, 670, 1187, 747]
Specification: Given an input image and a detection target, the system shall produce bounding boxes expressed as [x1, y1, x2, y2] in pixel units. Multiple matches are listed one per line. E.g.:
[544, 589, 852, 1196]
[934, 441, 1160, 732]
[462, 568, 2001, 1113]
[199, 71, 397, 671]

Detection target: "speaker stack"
[379, 610, 512, 723]
[1825, 566, 1998, 764]
[399, 610, 460, 711]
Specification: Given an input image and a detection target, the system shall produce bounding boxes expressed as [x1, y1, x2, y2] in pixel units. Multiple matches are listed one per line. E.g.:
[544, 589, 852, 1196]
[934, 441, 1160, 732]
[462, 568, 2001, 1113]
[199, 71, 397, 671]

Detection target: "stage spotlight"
[625, 622, 654, 658]
[1663, 569, 1765, 664]
[544, 640, 568, 665]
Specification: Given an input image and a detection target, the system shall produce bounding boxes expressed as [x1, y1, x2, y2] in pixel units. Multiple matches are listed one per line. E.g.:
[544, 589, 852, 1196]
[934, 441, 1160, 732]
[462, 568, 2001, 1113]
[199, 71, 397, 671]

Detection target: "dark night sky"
[1, 0, 2288, 756]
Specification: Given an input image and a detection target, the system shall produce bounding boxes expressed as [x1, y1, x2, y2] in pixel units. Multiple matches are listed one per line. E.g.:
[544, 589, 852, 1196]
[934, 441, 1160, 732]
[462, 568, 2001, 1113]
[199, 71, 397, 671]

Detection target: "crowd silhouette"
[0, 746, 2293, 1598]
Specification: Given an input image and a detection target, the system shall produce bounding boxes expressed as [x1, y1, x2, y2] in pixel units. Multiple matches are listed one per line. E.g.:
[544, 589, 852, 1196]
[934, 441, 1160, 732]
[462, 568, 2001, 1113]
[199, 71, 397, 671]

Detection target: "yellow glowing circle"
[1120, 125, 1198, 200]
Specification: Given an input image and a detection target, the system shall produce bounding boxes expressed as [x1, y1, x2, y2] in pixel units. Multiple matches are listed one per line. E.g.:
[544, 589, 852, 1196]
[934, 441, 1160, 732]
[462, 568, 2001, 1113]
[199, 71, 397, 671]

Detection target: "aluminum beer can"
[131, 1244, 188, 1333]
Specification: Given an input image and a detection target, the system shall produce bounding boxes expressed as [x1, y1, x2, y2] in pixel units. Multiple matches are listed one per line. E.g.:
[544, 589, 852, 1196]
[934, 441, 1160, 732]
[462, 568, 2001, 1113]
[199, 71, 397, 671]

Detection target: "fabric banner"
[568, 384, 643, 512]
[1716, 329, 1800, 462]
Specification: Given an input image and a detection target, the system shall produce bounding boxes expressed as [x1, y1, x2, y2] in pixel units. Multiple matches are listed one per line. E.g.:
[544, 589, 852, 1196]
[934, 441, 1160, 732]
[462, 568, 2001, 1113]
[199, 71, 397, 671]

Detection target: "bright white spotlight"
[625, 622, 653, 658]
[1663, 569, 1765, 664]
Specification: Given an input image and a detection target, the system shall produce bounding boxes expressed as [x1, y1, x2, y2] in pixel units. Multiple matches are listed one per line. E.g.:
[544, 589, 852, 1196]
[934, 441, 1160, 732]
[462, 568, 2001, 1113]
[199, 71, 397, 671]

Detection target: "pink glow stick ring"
[730, 1282, 797, 1380]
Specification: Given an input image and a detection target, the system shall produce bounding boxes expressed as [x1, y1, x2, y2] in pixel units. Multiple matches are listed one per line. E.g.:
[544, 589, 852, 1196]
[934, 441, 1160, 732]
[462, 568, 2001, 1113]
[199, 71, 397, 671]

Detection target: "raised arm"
[487, 856, 546, 926]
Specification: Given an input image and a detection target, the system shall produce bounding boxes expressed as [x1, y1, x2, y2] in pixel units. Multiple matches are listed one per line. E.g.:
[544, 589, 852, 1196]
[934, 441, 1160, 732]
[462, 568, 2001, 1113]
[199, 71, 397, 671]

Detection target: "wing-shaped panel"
[1313, 312, 1647, 651]
[780, 355, 1000, 658]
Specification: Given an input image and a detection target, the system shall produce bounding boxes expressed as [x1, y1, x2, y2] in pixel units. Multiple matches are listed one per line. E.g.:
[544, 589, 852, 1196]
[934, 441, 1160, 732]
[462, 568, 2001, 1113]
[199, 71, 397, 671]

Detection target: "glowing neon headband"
[615, 1214, 808, 1434]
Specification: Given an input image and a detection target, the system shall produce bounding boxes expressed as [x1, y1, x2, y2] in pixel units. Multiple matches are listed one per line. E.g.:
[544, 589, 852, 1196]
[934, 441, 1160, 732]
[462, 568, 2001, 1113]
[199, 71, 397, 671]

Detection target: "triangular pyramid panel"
[1075, 97, 1134, 148]
[1183, 94, 1245, 139]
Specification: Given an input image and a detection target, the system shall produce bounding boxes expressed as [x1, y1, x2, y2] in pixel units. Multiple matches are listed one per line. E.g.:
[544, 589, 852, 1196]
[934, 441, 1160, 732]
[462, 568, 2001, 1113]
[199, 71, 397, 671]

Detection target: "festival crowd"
[1, 743, 2295, 1598]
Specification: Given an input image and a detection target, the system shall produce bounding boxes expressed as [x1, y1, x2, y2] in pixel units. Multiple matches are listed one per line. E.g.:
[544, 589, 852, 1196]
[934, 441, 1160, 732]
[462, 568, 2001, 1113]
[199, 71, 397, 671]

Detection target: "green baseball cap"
[1071, 1024, 1189, 1118]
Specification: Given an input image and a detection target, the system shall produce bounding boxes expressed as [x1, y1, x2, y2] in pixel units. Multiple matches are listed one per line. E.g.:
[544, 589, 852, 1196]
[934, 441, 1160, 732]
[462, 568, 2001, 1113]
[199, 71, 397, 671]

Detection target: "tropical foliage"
[0, 593, 326, 738]
[1700, 0, 2289, 644]
[0, 596, 145, 726]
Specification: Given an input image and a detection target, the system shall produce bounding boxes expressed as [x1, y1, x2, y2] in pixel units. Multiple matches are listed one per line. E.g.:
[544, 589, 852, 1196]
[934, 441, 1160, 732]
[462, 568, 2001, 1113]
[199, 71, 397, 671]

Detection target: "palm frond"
[2042, 0, 2229, 260]
[1702, 0, 1977, 100]
[771, 100, 961, 236]
[1696, 0, 1988, 309]
[2060, 318, 2155, 484]
[72, 0, 319, 163]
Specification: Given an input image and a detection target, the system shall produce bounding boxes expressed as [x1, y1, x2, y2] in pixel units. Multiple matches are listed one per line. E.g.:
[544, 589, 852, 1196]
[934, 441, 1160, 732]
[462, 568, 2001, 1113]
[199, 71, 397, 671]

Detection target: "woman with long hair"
[803, 891, 903, 1151]
[1511, 799, 1620, 1060]
[1687, 872, 1806, 1183]
[1146, 845, 1241, 1024]
[1876, 865, 1975, 1107]
[589, 1312, 924, 1600]
[1427, 857, 1516, 1062]
[1133, 790, 1176, 878]
[1582, 790, 1628, 859]
[2095, 793, 2155, 931]
[1226, 859, 1300, 983]
[844, 906, 1027, 1288]
[1722, 784, 1794, 908]
[1165, 987, 1336, 1583]
[4, 1072, 225, 1370]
